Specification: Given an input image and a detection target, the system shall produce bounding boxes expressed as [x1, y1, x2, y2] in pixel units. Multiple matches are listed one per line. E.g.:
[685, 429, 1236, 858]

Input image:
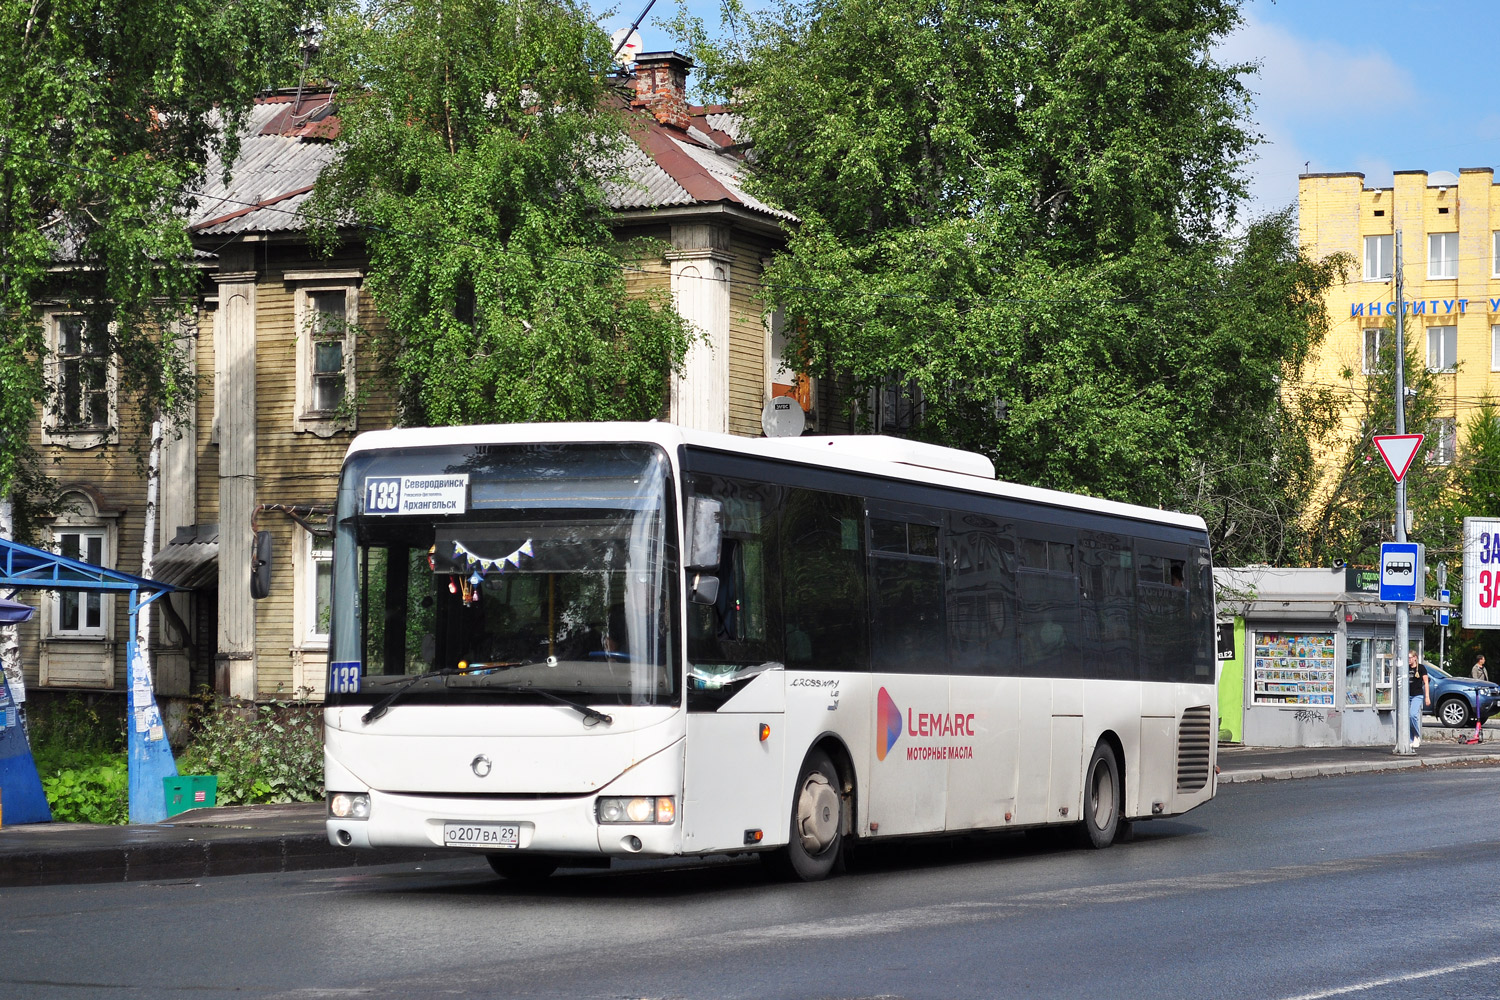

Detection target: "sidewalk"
[5, 725, 1500, 889]
[0, 802, 442, 888]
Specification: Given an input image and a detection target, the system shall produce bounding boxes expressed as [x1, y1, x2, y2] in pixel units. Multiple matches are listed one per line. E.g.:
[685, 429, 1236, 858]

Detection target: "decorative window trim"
[41, 490, 120, 643]
[41, 310, 119, 449]
[1491, 325, 1500, 372]
[289, 279, 359, 437]
[1493, 232, 1500, 279]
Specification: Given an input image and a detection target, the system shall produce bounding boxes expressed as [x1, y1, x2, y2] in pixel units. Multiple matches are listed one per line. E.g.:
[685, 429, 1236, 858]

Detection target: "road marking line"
[1277, 955, 1500, 1000]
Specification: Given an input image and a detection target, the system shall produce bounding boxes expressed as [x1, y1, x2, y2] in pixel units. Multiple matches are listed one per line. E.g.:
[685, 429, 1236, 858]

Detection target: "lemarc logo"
[876, 687, 903, 761]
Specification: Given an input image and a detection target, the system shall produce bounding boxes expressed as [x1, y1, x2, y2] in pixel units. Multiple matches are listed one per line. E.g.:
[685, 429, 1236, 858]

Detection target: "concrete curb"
[1220, 753, 1500, 784]
[0, 836, 444, 888]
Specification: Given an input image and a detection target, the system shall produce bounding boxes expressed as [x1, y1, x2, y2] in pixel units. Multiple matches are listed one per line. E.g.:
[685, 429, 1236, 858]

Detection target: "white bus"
[324, 422, 1217, 881]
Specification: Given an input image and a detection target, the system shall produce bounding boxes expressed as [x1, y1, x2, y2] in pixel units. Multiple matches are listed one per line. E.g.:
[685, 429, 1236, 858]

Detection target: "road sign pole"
[1393, 229, 1413, 756]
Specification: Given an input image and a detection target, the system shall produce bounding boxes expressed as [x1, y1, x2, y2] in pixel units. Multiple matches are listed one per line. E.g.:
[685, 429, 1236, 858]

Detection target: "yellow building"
[1299, 167, 1500, 464]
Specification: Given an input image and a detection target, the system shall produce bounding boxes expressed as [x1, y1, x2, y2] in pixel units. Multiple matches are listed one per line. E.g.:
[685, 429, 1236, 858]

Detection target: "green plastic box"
[163, 775, 218, 817]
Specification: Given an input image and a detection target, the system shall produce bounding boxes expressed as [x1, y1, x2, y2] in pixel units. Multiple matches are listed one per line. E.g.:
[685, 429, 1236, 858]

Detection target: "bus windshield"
[326, 442, 679, 710]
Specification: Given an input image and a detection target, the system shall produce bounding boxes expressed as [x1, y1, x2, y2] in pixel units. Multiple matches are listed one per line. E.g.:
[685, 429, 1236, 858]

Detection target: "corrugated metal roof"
[667, 135, 794, 221]
[188, 101, 336, 235]
[188, 94, 790, 238]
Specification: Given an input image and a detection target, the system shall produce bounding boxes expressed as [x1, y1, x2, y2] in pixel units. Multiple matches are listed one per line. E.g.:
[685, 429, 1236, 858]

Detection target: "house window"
[1362, 328, 1385, 374]
[1427, 417, 1456, 465]
[1427, 326, 1457, 372]
[1363, 235, 1392, 281]
[53, 530, 105, 636]
[290, 279, 359, 436]
[874, 374, 926, 434]
[1494, 232, 1500, 278]
[43, 313, 116, 447]
[1428, 232, 1458, 279]
[306, 533, 332, 644]
[1492, 325, 1500, 371]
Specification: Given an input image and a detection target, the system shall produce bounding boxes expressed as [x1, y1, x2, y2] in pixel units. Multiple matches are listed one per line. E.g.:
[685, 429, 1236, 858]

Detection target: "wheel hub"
[796, 771, 840, 854]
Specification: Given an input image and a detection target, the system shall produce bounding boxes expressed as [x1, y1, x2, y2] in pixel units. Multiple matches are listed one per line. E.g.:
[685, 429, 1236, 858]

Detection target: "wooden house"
[14, 54, 851, 713]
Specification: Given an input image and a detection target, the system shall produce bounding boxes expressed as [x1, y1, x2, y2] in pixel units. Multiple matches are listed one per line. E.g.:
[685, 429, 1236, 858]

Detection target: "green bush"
[28, 694, 125, 779]
[42, 759, 128, 824]
[177, 695, 323, 805]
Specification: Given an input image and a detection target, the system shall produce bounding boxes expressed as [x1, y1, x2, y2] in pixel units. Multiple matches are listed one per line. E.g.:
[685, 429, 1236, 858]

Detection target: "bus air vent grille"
[1176, 706, 1212, 792]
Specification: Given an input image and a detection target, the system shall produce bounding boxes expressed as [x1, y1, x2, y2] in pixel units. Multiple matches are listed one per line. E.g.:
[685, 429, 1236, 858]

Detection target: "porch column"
[215, 250, 258, 699]
[668, 223, 732, 433]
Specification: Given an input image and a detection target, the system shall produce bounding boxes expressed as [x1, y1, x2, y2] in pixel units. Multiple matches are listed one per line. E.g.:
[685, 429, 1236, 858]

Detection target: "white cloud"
[1215, 14, 1418, 217]
[1217, 15, 1417, 127]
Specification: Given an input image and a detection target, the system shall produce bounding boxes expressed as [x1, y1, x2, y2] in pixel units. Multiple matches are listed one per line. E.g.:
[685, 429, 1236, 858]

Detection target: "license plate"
[443, 822, 520, 848]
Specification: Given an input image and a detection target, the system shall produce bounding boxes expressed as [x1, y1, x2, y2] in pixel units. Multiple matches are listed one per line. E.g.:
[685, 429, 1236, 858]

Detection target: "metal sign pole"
[1393, 229, 1414, 756]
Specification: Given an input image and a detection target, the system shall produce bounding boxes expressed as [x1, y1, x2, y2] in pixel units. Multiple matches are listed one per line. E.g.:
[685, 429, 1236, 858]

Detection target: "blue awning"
[0, 537, 175, 594]
[0, 597, 33, 623]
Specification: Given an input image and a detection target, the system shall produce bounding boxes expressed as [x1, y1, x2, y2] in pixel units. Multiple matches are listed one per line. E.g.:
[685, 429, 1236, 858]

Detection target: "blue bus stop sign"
[1380, 542, 1420, 603]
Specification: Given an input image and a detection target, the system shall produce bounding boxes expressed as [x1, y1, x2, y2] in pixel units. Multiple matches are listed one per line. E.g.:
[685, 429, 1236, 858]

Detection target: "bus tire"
[486, 853, 559, 883]
[773, 748, 844, 881]
[1081, 741, 1121, 849]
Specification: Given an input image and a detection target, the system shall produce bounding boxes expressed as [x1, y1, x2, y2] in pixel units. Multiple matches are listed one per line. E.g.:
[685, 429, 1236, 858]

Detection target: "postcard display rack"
[1251, 632, 1336, 706]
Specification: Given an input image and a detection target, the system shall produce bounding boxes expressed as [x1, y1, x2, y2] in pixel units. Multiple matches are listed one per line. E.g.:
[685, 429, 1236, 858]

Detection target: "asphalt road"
[7, 766, 1500, 1000]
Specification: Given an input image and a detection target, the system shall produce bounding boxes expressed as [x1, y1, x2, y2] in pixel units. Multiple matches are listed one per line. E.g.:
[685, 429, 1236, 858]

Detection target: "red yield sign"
[1373, 434, 1425, 482]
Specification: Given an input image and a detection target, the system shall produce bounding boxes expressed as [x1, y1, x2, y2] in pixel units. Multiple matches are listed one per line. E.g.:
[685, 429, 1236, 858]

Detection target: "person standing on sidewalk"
[1409, 650, 1431, 748]
[1472, 653, 1488, 682]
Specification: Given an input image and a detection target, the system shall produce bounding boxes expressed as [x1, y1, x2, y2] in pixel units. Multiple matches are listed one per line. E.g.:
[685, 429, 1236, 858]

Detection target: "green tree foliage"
[1451, 400, 1500, 523]
[1300, 321, 1452, 567]
[676, 0, 1339, 545]
[306, 0, 693, 427]
[0, 0, 312, 497]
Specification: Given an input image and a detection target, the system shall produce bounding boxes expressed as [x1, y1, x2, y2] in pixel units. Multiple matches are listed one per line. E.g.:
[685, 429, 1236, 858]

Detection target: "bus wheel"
[486, 853, 558, 883]
[777, 749, 844, 881]
[1082, 742, 1121, 849]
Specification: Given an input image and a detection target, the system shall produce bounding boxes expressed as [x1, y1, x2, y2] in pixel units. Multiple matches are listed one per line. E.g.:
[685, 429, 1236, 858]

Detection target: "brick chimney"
[632, 52, 693, 130]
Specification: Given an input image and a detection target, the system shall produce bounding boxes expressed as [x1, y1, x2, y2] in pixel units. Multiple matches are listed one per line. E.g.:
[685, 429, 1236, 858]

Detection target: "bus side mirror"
[689, 572, 720, 606]
[250, 530, 272, 599]
[685, 497, 723, 570]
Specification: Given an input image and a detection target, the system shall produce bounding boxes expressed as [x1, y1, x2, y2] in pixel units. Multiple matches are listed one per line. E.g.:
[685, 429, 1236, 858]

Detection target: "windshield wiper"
[360, 662, 524, 725]
[512, 683, 614, 727]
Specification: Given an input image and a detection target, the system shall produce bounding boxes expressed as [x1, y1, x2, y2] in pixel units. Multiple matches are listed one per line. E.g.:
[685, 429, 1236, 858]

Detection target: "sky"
[600, 0, 1500, 220]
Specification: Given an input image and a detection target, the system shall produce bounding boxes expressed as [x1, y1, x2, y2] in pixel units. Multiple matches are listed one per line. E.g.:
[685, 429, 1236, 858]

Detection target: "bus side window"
[1137, 545, 1192, 682]
[782, 488, 867, 671]
[947, 512, 1017, 676]
[1189, 546, 1215, 681]
[1016, 524, 1081, 678]
[1080, 530, 1135, 681]
[868, 512, 947, 674]
[686, 478, 783, 688]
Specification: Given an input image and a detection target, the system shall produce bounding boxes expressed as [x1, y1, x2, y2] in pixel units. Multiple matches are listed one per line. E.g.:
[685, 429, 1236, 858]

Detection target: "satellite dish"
[1428, 170, 1459, 189]
[761, 396, 806, 438]
[610, 28, 643, 66]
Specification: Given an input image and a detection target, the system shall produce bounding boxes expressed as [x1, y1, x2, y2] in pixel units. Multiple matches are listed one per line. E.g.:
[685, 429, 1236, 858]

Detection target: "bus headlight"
[329, 792, 371, 819]
[596, 796, 675, 824]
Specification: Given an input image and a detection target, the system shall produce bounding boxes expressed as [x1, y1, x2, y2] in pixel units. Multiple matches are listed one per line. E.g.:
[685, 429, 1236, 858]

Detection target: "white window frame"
[295, 530, 333, 649]
[1493, 232, 1500, 278]
[1428, 232, 1458, 280]
[1427, 326, 1457, 373]
[1491, 325, 1500, 371]
[1362, 328, 1385, 374]
[288, 274, 360, 437]
[51, 529, 108, 638]
[1363, 235, 1393, 281]
[41, 310, 118, 449]
[42, 491, 118, 643]
[1427, 417, 1457, 466]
